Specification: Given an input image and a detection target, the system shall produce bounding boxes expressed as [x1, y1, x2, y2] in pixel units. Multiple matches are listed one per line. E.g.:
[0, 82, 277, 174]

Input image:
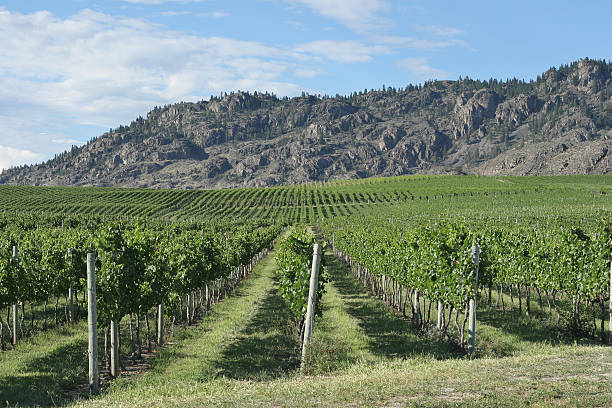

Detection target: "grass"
[62, 348, 603, 407]
[70, 238, 611, 408]
[0, 322, 88, 406]
[71, 240, 301, 407]
[303, 249, 457, 375]
[68, 333, 612, 407]
[2, 237, 611, 407]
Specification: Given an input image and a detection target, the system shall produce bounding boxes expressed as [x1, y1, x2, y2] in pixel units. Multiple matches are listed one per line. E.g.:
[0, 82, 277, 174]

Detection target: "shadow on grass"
[475, 293, 605, 348]
[476, 304, 567, 345]
[212, 284, 301, 380]
[0, 339, 88, 407]
[149, 268, 270, 374]
[327, 253, 458, 360]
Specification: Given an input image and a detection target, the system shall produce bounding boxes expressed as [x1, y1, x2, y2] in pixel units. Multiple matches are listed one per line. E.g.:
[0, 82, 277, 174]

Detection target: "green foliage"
[324, 221, 477, 309]
[0, 238, 19, 309]
[0, 214, 281, 329]
[322, 215, 610, 324]
[275, 227, 326, 336]
[0, 175, 609, 334]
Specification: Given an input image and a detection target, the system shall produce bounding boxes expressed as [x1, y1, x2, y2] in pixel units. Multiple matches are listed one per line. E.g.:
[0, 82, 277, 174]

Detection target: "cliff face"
[2, 58, 611, 188]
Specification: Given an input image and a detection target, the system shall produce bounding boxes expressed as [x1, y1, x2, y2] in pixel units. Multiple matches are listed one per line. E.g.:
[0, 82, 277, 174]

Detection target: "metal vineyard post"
[68, 248, 74, 323]
[609, 250, 611, 344]
[110, 319, 119, 378]
[157, 303, 164, 345]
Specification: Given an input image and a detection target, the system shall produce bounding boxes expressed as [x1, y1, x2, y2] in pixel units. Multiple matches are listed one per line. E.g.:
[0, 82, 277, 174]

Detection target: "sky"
[0, 0, 610, 171]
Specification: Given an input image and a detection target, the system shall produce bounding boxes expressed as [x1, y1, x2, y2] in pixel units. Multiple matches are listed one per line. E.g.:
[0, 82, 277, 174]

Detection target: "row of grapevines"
[321, 217, 610, 317]
[274, 227, 326, 339]
[322, 221, 478, 310]
[0, 216, 282, 341]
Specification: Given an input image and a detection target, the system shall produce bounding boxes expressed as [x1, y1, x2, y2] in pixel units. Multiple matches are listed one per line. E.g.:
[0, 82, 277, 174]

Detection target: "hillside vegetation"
[1, 58, 611, 188]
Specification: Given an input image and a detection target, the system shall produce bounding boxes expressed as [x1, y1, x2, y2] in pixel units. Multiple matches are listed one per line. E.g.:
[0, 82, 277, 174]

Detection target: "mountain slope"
[2, 58, 611, 188]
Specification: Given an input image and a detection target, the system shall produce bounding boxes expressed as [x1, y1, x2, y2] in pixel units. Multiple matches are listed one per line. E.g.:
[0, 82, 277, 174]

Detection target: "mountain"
[2, 58, 611, 189]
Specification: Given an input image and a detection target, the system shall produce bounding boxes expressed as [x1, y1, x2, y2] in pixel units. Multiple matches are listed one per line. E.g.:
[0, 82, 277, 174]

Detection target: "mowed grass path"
[72, 242, 302, 407]
[302, 248, 457, 374]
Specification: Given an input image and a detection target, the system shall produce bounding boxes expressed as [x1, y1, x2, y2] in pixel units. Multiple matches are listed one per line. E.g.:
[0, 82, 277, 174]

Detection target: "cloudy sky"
[1, 0, 610, 171]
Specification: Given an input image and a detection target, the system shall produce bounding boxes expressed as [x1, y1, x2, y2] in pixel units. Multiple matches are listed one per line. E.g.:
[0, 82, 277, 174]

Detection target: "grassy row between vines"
[0, 236, 285, 406]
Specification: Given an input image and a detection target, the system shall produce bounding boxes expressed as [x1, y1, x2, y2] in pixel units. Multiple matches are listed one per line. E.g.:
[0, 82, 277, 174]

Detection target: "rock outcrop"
[1, 58, 611, 189]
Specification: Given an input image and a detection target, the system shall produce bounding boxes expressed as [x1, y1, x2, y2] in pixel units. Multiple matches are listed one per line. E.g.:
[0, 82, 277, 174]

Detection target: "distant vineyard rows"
[1, 175, 610, 228]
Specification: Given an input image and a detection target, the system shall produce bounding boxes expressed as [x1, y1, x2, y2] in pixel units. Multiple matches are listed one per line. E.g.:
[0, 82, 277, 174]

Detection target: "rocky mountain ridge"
[2, 58, 611, 188]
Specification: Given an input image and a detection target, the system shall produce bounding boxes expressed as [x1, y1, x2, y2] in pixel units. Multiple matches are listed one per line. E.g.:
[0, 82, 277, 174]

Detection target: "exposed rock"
[452, 89, 500, 140]
[496, 94, 543, 127]
[478, 138, 612, 175]
[1, 58, 611, 189]
[376, 125, 406, 151]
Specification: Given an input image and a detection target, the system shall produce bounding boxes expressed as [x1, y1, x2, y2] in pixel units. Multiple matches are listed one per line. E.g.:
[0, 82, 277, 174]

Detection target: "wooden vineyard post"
[87, 253, 99, 394]
[300, 243, 322, 372]
[110, 319, 119, 378]
[468, 243, 480, 354]
[68, 248, 74, 323]
[157, 303, 164, 345]
[12, 246, 18, 346]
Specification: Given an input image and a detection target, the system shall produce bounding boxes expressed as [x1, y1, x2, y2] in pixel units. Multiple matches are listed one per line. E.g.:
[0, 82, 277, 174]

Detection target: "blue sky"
[0, 0, 610, 170]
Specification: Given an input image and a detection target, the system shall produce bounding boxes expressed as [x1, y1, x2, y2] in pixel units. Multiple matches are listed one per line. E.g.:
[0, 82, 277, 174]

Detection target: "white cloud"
[378, 35, 466, 49]
[198, 11, 229, 18]
[288, 0, 390, 33]
[396, 57, 449, 80]
[293, 67, 326, 78]
[286, 19, 305, 30]
[0, 9, 311, 146]
[158, 11, 191, 16]
[0, 145, 42, 171]
[296, 40, 389, 63]
[52, 138, 81, 144]
[418, 25, 464, 37]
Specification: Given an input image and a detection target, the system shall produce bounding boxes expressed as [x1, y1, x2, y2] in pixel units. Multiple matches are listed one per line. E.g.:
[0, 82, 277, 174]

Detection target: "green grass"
[0, 322, 88, 406]
[71, 240, 300, 406]
[303, 249, 457, 375]
[69, 346, 612, 407]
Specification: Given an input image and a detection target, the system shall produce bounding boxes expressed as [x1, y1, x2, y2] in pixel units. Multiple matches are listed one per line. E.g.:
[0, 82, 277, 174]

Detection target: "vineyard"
[0, 174, 610, 407]
[1, 175, 609, 225]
